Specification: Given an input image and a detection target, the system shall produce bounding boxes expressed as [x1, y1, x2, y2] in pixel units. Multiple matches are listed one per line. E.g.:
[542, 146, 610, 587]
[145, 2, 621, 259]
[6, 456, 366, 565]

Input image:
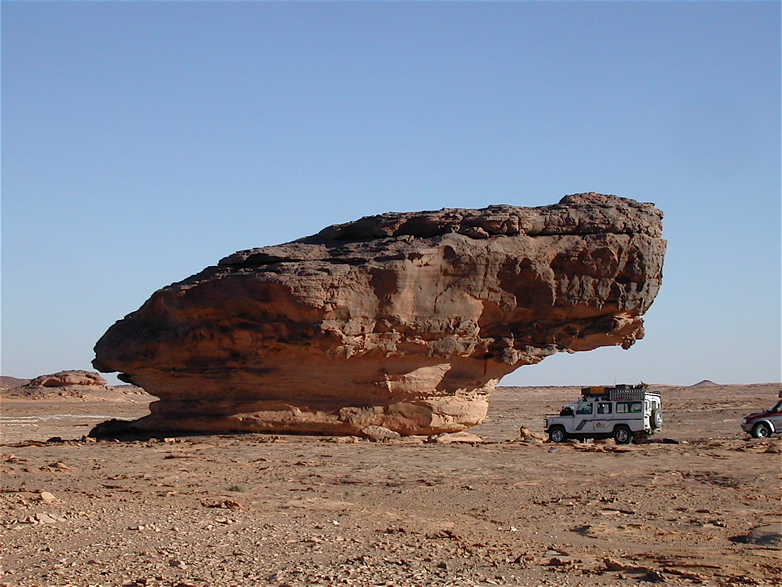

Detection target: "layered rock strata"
[92, 193, 665, 436]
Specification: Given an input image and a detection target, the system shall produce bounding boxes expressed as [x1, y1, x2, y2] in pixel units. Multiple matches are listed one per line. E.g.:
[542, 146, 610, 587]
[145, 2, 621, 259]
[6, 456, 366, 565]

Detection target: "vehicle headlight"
[742, 417, 748, 424]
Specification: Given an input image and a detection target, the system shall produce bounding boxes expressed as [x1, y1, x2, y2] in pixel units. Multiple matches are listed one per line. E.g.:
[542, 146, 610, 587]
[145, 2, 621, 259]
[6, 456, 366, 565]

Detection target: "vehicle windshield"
[769, 400, 782, 413]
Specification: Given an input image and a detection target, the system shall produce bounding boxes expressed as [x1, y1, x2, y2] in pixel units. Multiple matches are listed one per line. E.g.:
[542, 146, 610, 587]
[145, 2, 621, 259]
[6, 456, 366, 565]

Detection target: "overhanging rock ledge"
[92, 192, 666, 437]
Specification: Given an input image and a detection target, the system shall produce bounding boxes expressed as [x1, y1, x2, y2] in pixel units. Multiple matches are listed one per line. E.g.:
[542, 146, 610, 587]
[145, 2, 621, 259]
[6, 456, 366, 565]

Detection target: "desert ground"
[1, 382, 780, 587]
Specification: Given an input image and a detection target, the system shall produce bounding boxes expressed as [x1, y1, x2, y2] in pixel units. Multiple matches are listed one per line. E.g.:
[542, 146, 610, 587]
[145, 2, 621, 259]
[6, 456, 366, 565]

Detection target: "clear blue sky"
[2, 1, 780, 387]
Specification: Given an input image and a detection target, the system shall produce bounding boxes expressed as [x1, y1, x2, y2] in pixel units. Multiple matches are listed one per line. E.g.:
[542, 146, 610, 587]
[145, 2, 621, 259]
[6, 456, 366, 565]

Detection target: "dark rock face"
[93, 193, 665, 436]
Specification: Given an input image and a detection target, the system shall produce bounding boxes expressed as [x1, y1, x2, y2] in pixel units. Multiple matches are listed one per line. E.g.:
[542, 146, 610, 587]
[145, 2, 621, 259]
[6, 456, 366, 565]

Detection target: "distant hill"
[0, 376, 31, 389]
[690, 379, 719, 387]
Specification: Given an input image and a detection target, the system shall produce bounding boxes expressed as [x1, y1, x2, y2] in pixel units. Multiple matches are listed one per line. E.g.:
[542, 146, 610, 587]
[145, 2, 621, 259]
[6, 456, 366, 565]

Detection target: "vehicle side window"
[597, 403, 612, 414]
[576, 403, 593, 415]
[616, 402, 642, 414]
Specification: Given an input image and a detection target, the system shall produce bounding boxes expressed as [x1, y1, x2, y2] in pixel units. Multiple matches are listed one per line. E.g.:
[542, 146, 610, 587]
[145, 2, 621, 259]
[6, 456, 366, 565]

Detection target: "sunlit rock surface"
[92, 193, 665, 437]
[29, 370, 108, 389]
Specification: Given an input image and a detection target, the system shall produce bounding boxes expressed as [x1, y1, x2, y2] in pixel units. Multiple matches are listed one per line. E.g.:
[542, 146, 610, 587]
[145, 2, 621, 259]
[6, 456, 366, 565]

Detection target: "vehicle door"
[616, 400, 644, 431]
[768, 400, 782, 431]
[592, 401, 613, 435]
[573, 401, 595, 433]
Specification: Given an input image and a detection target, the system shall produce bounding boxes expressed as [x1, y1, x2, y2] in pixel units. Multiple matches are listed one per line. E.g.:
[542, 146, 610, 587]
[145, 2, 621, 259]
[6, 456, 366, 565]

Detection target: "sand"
[1, 383, 780, 586]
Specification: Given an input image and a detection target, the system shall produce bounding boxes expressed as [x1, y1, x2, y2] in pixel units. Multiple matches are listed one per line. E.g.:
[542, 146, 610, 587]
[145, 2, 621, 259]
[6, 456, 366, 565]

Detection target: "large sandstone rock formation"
[92, 193, 665, 437]
[28, 370, 107, 389]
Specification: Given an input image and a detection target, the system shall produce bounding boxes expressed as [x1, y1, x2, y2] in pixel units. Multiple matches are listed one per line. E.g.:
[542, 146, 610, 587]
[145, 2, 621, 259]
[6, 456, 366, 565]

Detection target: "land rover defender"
[545, 384, 662, 444]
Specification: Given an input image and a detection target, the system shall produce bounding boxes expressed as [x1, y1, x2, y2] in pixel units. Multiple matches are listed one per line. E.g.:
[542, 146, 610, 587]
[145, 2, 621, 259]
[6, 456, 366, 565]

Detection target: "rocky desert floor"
[1, 383, 780, 587]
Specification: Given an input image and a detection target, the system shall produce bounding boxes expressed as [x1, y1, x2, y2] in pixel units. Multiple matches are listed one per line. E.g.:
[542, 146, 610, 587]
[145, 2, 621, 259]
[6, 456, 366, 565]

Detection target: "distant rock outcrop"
[28, 370, 108, 389]
[690, 380, 719, 387]
[93, 193, 666, 437]
[0, 376, 30, 389]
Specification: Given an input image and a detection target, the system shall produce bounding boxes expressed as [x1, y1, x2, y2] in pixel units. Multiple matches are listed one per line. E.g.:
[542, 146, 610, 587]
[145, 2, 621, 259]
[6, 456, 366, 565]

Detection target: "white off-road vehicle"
[545, 384, 662, 444]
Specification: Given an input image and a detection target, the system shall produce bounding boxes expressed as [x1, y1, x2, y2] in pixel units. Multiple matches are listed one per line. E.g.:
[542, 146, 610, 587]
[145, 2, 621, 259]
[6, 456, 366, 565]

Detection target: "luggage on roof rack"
[581, 386, 608, 396]
[581, 384, 647, 398]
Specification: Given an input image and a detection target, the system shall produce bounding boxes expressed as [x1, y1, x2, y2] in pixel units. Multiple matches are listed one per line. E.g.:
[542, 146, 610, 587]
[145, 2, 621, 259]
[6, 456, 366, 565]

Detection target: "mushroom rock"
[92, 193, 665, 437]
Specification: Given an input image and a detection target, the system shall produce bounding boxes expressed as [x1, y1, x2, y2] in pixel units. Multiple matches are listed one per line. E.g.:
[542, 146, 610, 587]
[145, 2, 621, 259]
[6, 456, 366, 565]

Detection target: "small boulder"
[519, 426, 545, 441]
[430, 431, 484, 444]
[361, 425, 402, 442]
[38, 491, 58, 504]
[746, 523, 782, 547]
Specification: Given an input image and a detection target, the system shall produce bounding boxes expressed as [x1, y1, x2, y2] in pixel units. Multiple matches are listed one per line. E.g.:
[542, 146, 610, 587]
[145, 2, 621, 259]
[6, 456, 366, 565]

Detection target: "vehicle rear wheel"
[751, 422, 772, 438]
[549, 426, 568, 443]
[613, 425, 632, 444]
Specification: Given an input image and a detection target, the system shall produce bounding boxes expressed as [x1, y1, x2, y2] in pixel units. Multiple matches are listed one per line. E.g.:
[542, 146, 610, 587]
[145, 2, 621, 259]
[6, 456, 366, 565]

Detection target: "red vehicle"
[741, 394, 782, 438]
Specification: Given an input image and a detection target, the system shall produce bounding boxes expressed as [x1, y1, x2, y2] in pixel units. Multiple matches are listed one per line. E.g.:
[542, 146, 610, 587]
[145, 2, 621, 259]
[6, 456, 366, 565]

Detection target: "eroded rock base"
[90, 394, 490, 439]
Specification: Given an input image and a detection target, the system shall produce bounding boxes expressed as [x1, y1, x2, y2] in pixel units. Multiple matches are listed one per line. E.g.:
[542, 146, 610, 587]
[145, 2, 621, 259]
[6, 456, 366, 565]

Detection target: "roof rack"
[607, 388, 647, 401]
[581, 384, 648, 400]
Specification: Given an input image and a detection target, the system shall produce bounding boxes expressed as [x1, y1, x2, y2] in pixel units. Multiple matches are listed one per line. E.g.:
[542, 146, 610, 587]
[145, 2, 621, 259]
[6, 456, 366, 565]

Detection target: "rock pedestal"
[92, 193, 665, 437]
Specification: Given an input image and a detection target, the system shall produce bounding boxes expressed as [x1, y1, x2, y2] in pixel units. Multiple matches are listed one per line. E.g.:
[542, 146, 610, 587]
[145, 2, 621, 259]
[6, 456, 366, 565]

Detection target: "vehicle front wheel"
[613, 425, 632, 445]
[751, 422, 773, 438]
[549, 426, 568, 443]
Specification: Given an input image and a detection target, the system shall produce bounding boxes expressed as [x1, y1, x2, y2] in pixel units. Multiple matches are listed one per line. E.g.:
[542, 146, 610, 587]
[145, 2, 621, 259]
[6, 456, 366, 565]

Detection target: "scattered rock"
[200, 499, 243, 510]
[1, 381, 780, 587]
[323, 435, 362, 443]
[602, 557, 627, 571]
[361, 426, 402, 442]
[518, 427, 545, 441]
[744, 523, 782, 547]
[42, 461, 72, 471]
[27, 512, 65, 524]
[430, 431, 484, 444]
[38, 491, 58, 504]
[764, 443, 782, 454]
